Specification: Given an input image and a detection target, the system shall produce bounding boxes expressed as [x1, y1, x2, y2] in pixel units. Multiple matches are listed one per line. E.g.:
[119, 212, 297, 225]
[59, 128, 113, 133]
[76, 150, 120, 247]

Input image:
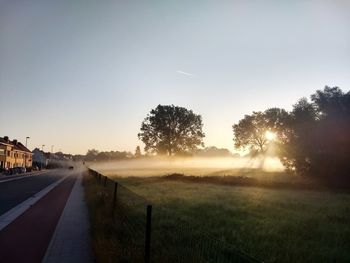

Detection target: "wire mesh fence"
[150, 210, 259, 263]
[87, 168, 261, 263]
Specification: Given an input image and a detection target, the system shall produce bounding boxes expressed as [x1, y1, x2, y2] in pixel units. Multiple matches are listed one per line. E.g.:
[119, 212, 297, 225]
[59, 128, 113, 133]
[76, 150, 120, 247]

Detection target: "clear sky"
[1, 0, 349, 154]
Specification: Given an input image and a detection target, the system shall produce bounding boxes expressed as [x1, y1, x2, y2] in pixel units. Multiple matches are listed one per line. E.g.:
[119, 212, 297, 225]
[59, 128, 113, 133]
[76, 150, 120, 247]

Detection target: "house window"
[0, 149, 5, 155]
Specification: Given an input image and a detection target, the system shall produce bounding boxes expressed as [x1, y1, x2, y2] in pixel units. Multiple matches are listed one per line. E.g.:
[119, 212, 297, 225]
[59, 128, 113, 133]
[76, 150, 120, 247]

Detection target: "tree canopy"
[233, 108, 290, 154]
[284, 87, 350, 181]
[138, 105, 205, 156]
[233, 86, 350, 185]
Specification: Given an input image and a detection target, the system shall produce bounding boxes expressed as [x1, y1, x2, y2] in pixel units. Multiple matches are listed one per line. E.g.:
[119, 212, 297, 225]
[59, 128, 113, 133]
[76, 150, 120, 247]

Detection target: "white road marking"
[0, 175, 68, 231]
[0, 171, 48, 184]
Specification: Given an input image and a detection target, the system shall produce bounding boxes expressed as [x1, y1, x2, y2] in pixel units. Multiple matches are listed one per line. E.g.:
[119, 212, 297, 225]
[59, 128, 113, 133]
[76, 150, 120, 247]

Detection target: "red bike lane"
[0, 175, 76, 263]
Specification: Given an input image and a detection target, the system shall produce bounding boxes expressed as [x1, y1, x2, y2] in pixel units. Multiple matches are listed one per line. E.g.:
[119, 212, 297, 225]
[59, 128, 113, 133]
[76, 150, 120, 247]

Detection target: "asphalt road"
[0, 175, 77, 263]
[0, 170, 65, 216]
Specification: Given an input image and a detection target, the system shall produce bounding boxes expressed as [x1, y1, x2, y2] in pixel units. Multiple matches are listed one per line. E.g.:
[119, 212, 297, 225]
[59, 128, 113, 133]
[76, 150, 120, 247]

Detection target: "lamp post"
[25, 137, 30, 168]
[50, 145, 54, 164]
[41, 144, 45, 170]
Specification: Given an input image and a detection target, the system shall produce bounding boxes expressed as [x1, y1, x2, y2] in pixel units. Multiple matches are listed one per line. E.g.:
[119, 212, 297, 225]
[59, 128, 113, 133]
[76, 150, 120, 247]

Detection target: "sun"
[265, 130, 277, 141]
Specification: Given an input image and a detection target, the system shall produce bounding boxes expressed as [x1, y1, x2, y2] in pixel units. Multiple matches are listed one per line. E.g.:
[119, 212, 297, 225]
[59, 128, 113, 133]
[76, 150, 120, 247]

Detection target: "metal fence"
[87, 168, 261, 263]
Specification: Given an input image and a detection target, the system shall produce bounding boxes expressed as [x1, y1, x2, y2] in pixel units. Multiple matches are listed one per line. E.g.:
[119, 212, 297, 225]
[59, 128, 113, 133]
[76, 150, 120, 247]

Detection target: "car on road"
[7, 168, 17, 175]
[18, 167, 26, 173]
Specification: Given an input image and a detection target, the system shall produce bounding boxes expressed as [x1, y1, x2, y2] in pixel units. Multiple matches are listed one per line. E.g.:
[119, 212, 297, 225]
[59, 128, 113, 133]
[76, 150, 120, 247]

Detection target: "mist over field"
[90, 156, 284, 177]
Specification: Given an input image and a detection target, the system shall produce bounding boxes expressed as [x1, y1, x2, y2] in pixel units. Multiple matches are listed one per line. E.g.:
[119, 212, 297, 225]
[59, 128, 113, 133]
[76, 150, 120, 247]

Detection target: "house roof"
[0, 137, 32, 153]
[0, 137, 12, 145]
[32, 148, 49, 157]
[13, 142, 32, 153]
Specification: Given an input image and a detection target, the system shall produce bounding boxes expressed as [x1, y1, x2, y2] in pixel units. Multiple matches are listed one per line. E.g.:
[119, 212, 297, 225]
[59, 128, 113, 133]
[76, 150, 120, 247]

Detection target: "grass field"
[86, 159, 350, 262]
[112, 175, 350, 263]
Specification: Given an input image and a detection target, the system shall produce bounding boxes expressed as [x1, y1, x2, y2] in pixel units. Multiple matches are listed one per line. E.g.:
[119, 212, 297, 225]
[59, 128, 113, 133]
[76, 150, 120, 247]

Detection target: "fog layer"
[90, 156, 284, 177]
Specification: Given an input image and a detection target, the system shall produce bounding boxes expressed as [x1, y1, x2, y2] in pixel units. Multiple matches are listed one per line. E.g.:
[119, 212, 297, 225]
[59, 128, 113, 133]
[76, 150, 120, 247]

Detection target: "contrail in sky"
[176, 70, 194, 76]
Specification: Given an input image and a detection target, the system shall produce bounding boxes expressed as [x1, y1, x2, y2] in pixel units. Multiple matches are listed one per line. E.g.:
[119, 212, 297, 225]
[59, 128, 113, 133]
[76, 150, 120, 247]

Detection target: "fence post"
[145, 205, 152, 263]
[112, 182, 118, 211]
[104, 176, 107, 187]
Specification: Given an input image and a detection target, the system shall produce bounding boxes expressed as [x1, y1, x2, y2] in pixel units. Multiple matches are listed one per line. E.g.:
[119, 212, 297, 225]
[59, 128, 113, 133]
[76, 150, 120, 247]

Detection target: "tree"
[195, 146, 233, 157]
[274, 86, 350, 184]
[311, 86, 350, 119]
[138, 105, 205, 155]
[308, 87, 350, 181]
[233, 86, 350, 185]
[279, 98, 318, 174]
[96, 151, 109, 161]
[233, 108, 290, 154]
[85, 149, 99, 161]
[135, 146, 142, 158]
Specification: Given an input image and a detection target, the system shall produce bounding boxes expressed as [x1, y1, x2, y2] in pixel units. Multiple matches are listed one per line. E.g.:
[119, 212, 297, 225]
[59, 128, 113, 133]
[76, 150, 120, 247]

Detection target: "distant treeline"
[84, 149, 133, 162]
[83, 146, 237, 162]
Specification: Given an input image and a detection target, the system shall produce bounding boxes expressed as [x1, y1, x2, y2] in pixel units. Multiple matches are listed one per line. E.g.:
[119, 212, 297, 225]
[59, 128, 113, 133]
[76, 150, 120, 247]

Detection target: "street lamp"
[25, 137, 30, 168]
[41, 144, 45, 170]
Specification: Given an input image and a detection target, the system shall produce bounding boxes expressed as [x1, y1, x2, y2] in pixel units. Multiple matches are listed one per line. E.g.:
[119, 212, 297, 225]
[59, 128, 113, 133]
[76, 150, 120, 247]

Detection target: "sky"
[0, 0, 349, 154]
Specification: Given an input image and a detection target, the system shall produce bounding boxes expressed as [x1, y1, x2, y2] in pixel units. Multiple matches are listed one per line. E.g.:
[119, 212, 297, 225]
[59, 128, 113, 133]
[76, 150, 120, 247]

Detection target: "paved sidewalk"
[44, 173, 93, 263]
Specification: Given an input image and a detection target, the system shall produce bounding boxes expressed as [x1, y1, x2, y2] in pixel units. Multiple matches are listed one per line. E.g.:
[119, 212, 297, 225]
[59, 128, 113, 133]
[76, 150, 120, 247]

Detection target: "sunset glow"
[265, 131, 277, 141]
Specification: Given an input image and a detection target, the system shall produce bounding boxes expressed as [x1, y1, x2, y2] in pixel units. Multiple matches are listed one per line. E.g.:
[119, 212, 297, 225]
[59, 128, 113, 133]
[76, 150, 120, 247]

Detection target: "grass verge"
[83, 172, 120, 263]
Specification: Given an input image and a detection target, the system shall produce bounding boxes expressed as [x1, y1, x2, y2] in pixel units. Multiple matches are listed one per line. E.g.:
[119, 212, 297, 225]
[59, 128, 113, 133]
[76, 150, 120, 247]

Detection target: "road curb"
[0, 170, 49, 184]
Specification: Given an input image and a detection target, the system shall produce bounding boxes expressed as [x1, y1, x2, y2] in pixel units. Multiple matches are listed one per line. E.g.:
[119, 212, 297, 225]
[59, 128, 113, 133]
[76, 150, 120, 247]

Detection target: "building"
[0, 136, 33, 170]
[32, 148, 49, 168]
